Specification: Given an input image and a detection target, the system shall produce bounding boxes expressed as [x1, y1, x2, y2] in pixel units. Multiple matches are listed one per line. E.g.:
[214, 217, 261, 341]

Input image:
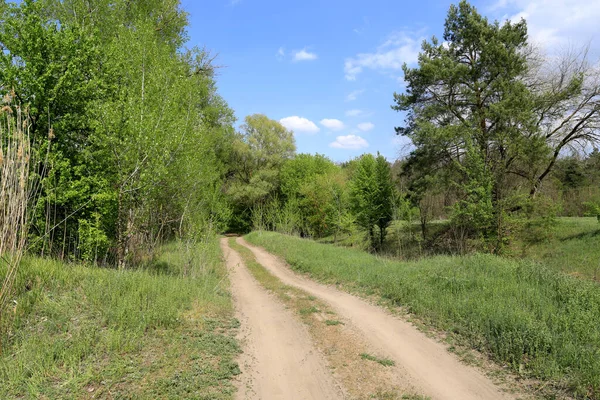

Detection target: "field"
[246, 223, 600, 398]
[0, 241, 240, 399]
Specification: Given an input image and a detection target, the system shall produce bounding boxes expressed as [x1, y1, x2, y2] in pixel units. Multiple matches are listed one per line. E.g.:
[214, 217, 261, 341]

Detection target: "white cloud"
[344, 31, 424, 81]
[330, 135, 369, 150]
[293, 49, 318, 62]
[357, 122, 374, 132]
[345, 89, 365, 102]
[492, 0, 600, 52]
[279, 116, 320, 134]
[277, 47, 285, 61]
[320, 118, 345, 131]
[345, 109, 363, 117]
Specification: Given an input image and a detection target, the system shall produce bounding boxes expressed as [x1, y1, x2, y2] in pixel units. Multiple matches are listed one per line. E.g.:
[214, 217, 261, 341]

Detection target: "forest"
[0, 0, 599, 399]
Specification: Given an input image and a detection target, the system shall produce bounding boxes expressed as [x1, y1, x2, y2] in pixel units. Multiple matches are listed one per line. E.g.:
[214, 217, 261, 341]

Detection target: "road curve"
[237, 236, 512, 400]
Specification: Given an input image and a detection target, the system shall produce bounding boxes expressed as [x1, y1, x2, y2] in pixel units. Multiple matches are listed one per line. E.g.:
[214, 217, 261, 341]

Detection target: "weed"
[325, 320, 344, 326]
[360, 353, 396, 367]
[300, 306, 319, 315]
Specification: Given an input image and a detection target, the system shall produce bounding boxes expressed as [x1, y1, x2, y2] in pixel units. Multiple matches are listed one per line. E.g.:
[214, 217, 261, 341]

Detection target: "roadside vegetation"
[246, 231, 600, 398]
[0, 240, 240, 399]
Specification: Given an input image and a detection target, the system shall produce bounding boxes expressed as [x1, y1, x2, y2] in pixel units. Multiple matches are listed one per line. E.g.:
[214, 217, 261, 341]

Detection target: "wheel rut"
[220, 238, 344, 400]
[235, 237, 514, 400]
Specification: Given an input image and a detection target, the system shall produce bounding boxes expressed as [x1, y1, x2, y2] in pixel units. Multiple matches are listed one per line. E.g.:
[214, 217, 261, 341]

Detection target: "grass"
[246, 230, 600, 399]
[360, 353, 396, 367]
[0, 239, 240, 399]
[320, 217, 600, 282]
[520, 217, 600, 281]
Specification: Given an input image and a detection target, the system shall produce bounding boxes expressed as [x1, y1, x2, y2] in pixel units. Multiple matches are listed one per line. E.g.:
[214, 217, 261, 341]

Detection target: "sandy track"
[237, 237, 513, 400]
[220, 238, 344, 400]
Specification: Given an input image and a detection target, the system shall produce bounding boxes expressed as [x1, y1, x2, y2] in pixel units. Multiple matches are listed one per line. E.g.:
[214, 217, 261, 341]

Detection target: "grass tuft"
[360, 353, 396, 367]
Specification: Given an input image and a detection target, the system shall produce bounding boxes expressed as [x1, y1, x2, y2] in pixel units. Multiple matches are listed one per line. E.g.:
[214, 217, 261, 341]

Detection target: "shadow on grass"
[559, 228, 600, 242]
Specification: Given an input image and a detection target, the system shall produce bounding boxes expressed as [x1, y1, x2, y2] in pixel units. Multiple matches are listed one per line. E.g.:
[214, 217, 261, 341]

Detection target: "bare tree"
[526, 45, 600, 196]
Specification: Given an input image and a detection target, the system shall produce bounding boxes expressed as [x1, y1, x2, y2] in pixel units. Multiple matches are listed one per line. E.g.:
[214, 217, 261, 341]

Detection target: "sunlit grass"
[0, 239, 240, 399]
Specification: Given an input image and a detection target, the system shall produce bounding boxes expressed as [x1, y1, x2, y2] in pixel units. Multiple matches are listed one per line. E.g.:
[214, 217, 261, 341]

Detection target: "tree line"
[223, 1, 600, 255]
[0, 0, 235, 267]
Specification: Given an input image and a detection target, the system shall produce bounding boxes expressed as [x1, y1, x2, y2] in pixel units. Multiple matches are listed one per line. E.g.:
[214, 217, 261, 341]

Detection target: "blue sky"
[182, 0, 599, 162]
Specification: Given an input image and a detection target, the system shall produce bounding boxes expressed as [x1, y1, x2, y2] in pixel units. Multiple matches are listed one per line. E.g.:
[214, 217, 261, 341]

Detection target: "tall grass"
[0, 239, 239, 399]
[247, 231, 600, 398]
[0, 100, 34, 354]
[520, 217, 600, 280]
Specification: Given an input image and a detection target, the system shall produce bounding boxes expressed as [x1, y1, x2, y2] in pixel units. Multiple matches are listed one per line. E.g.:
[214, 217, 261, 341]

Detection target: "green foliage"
[247, 231, 600, 398]
[449, 140, 496, 252]
[584, 201, 600, 223]
[280, 153, 337, 199]
[226, 114, 296, 231]
[0, 0, 236, 265]
[393, 1, 550, 252]
[349, 153, 394, 250]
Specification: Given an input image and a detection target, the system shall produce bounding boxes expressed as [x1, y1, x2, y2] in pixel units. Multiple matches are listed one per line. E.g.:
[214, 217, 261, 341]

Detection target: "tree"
[349, 153, 394, 250]
[525, 46, 600, 196]
[0, 0, 236, 267]
[392, 1, 539, 251]
[393, 1, 600, 252]
[226, 114, 296, 230]
[280, 153, 337, 199]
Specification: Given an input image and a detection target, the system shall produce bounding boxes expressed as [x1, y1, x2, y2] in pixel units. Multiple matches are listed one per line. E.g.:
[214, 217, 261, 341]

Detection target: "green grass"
[325, 319, 344, 326]
[246, 231, 600, 398]
[360, 353, 396, 367]
[521, 217, 600, 280]
[0, 239, 240, 399]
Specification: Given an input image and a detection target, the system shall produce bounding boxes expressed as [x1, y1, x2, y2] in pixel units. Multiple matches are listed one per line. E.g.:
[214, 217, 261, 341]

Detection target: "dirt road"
[220, 238, 344, 400]
[235, 237, 512, 400]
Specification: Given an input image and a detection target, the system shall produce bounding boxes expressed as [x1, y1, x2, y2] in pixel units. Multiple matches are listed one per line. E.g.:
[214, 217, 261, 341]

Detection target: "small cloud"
[230, 0, 241, 5]
[279, 116, 320, 134]
[492, 0, 600, 51]
[330, 135, 369, 149]
[345, 89, 365, 102]
[344, 30, 424, 81]
[345, 109, 363, 117]
[357, 122, 374, 132]
[320, 118, 345, 131]
[293, 48, 318, 62]
[277, 47, 285, 61]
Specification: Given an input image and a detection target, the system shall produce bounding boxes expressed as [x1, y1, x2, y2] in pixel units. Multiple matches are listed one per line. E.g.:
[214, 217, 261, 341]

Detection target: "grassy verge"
[520, 217, 600, 280]
[228, 238, 424, 400]
[246, 231, 600, 399]
[0, 239, 240, 399]
[319, 217, 600, 282]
